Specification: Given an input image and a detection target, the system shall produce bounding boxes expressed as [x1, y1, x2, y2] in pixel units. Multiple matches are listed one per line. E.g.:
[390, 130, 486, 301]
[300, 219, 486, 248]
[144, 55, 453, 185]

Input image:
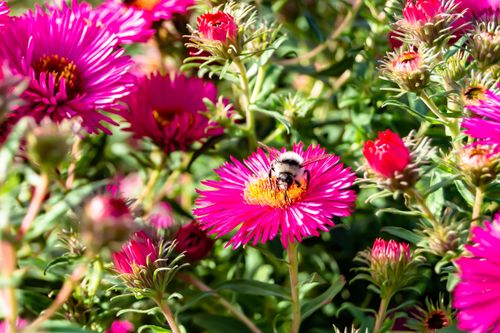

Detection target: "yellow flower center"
[463, 85, 487, 104]
[33, 54, 80, 97]
[123, 0, 160, 11]
[243, 177, 307, 208]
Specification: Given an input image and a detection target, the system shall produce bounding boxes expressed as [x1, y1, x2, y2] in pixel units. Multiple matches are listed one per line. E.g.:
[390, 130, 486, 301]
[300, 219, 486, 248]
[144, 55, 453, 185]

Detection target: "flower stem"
[134, 153, 167, 209]
[65, 136, 81, 190]
[233, 57, 256, 151]
[373, 296, 390, 333]
[1, 241, 18, 333]
[405, 188, 439, 227]
[17, 172, 50, 241]
[471, 185, 484, 228]
[287, 241, 301, 333]
[178, 272, 263, 333]
[154, 296, 182, 333]
[21, 264, 87, 333]
[420, 91, 449, 125]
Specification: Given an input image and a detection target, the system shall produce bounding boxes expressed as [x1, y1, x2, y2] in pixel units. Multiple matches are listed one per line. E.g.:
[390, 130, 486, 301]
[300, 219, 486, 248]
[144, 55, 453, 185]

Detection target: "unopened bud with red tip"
[197, 12, 238, 44]
[174, 221, 214, 262]
[81, 195, 134, 252]
[459, 142, 500, 186]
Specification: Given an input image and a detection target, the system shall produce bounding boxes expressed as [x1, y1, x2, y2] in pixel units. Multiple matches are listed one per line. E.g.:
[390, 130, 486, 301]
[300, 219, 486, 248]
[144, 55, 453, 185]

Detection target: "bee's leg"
[304, 170, 311, 190]
[284, 189, 289, 202]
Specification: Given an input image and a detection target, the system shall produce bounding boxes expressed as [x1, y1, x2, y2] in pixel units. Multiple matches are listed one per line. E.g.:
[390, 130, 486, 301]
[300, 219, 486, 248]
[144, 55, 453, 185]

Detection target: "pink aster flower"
[463, 91, 500, 144]
[112, 231, 158, 274]
[119, 73, 223, 152]
[0, 5, 133, 133]
[194, 143, 357, 248]
[59, 0, 155, 45]
[197, 11, 238, 43]
[454, 217, 500, 332]
[403, 0, 445, 24]
[105, 320, 134, 333]
[104, 0, 194, 22]
[363, 130, 411, 178]
[0, 318, 28, 333]
[456, 0, 500, 18]
[0, 1, 9, 29]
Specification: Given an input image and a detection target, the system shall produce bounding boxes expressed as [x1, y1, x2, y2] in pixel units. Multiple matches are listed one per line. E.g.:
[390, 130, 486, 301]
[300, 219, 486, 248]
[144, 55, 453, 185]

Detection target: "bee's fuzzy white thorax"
[276, 152, 304, 164]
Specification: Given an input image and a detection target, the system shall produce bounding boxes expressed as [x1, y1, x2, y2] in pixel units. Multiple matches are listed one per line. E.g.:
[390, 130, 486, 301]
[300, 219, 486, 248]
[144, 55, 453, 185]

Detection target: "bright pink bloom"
[194, 143, 357, 248]
[456, 0, 500, 18]
[403, 0, 445, 24]
[363, 130, 411, 178]
[454, 217, 500, 332]
[112, 231, 158, 274]
[0, 5, 133, 133]
[371, 238, 411, 263]
[119, 73, 223, 152]
[197, 12, 238, 42]
[149, 202, 175, 229]
[104, 0, 193, 22]
[175, 221, 214, 261]
[0, 1, 9, 29]
[105, 320, 134, 333]
[85, 195, 133, 224]
[463, 91, 500, 144]
[0, 318, 28, 333]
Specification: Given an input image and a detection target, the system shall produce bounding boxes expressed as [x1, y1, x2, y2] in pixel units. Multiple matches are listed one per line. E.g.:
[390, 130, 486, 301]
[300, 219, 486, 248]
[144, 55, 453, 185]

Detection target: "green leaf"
[426, 171, 444, 218]
[300, 280, 345, 320]
[0, 118, 27, 183]
[138, 325, 172, 333]
[192, 314, 254, 333]
[375, 207, 421, 217]
[454, 180, 475, 207]
[381, 226, 423, 244]
[44, 255, 80, 275]
[41, 320, 95, 333]
[215, 279, 290, 299]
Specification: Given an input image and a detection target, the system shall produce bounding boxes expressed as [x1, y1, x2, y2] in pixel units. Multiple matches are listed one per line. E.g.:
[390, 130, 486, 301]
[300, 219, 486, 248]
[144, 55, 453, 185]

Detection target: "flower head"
[149, 202, 175, 229]
[470, 20, 500, 70]
[112, 231, 158, 274]
[197, 11, 238, 43]
[0, 318, 28, 333]
[459, 142, 500, 185]
[82, 195, 134, 251]
[194, 143, 356, 248]
[175, 221, 214, 262]
[456, 0, 500, 19]
[363, 130, 411, 178]
[0, 5, 133, 133]
[105, 320, 134, 333]
[105, 0, 193, 22]
[403, 0, 445, 24]
[355, 238, 420, 298]
[463, 90, 500, 144]
[454, 217, 500, 332]
[404, 296, 453, 332]
[119, 73, 224, 153]
[381, 48, 431, 92]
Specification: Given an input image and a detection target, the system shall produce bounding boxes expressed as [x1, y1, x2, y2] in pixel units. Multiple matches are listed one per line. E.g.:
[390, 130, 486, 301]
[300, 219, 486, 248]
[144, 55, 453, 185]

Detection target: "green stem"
[263, 126, 285, 145]
[250, 65, 266, 103]
[287, 242, 301, 333]
[154, 296, 182, 333]
[373, 296, 391, 333]
[420, 91, 449, 125]
[134, 153, 167, 209]
[233, 58, 256, 151]
[471, 186, 484, 228]
[405, 188, 439, 227]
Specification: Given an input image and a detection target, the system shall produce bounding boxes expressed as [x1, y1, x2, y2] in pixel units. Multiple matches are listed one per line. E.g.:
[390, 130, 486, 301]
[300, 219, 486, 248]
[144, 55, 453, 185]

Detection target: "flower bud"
[148, 202, 175, 230]
[470, 20, 500, 70]
[174, 221, 214, 262]
[81, 195, 134, 252]
[112, 231, 157, 275]
[381, 48, 431, 92]
[459, 142, 500, 186]
[104, 320, 134, 333]
[26, 120, 72, 170]
[425, 225, 459, 256]
[197, 11, 238, 44]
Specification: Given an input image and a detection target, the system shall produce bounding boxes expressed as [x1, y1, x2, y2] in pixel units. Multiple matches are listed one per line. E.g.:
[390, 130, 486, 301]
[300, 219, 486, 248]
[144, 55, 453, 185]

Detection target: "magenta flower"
[197, 11, 238, 43]
[119, 73, 223, 152]
[0, 318, 28, 333]
[194, 143, 357, 248]
[61, 0, 155, 45]
[363, 130, 411, 178]
[0, 5, 133, 133]
[112, 231, 158, 274]
[0, 1, 9, 29]
[463, 91, 500, 144]
[456, 0, 500, 18]
[175, 221, 214, 262]
[371, 238, 411, 263]
[104, 0, 194, 22]
[105, 320, 134, 333]
[454, 217, 500, 332]
[149, 202, 175, 229]
[403, 0, 445, 24]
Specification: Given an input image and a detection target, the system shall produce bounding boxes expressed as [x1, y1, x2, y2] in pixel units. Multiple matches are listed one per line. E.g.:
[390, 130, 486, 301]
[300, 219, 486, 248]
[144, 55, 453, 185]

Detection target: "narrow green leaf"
[381, 226, 423, 244]
[215, 279, 290, 299]
[301, 280, 345, 320]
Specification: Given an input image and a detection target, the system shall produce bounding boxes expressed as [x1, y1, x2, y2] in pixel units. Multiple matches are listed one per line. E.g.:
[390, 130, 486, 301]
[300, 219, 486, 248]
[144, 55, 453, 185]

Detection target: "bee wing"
[257, 142, 281, 160]
[302, 154, 332, 167]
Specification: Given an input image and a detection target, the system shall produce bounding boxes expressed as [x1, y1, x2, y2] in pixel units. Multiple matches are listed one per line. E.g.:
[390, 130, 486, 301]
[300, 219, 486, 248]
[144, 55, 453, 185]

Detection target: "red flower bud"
[174, 221, 214, 262]
[363, 130, 411, 178]
[112, 231, 157, 274]
[371, 238, 411, 263]
[197, 11, 238, 43]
